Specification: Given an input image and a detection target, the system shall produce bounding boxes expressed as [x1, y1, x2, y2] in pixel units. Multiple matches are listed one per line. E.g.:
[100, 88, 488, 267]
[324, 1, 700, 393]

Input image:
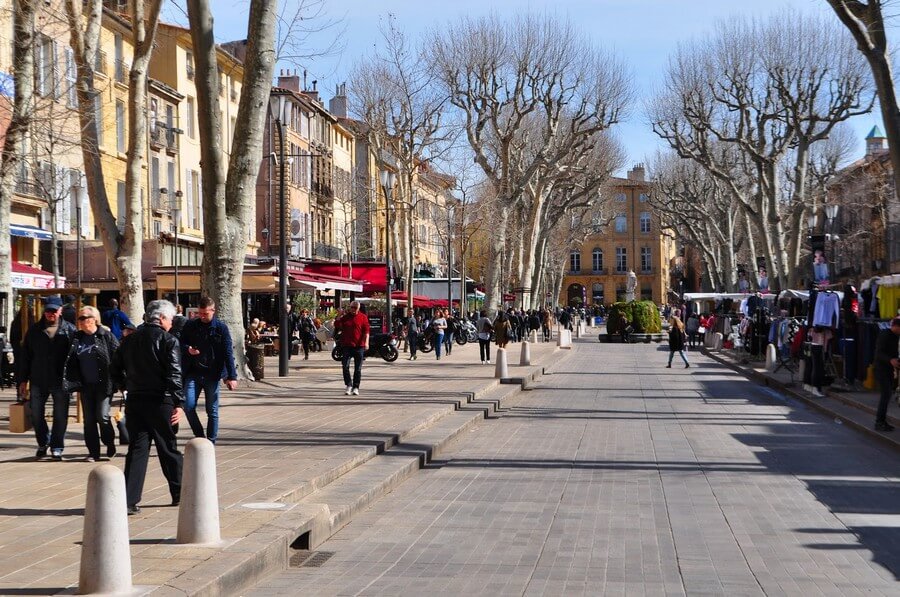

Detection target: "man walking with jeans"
[180, 297, 238, 444]
[873, 317, 900, 432]
[336, 301, 369, 395]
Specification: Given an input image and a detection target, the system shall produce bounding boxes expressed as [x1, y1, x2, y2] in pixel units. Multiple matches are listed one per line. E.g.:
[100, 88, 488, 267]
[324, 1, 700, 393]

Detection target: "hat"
[43, 297, 63, 311]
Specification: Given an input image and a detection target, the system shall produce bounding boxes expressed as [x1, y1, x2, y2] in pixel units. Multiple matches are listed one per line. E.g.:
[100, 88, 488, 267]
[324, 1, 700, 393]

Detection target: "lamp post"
[379, 169, 395, 334]
[173, 191, 182, 307]
[825, 204, 840, 279]
[269, 94, 289, 377]
[72, 183, 83, 288]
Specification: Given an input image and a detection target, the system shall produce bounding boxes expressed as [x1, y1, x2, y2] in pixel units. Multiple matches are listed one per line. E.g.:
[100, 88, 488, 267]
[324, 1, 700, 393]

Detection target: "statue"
[625, 270, 637, 302]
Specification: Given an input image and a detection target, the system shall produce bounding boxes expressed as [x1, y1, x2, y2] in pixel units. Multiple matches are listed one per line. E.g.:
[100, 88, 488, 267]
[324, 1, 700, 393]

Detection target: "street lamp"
[72, 183, 83, 288]
[269, 93, 289, 377]
[807, 212, 818, 233]
[379, 169, 396, 334]
[825, 204, 840, 278]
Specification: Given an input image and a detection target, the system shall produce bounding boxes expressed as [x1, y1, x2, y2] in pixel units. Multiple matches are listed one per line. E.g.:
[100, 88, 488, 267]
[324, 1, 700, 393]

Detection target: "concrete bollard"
[712, 332, 723, 350]
[79, 464, 132, 595]
[559, 330, 572, 349]
[530, 330, 538, 343]
[575, 324, 582, 339]
[177, 438, 220, 545]
[765, 343, 777, 371]
[520, 340, 531, 366]
[494, 348, 509, 379]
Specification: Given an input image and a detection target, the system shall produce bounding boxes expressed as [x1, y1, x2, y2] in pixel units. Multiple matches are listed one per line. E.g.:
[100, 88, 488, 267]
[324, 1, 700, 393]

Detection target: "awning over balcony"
[10, 223, 52, 241]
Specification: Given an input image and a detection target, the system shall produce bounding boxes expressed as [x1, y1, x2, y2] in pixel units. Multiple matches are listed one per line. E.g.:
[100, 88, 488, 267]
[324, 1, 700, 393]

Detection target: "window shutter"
[56, 167, 70, 234]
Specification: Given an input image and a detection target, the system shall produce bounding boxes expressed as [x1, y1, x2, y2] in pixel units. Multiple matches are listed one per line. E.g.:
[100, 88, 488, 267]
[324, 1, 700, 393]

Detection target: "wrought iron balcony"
[313, 241, 342, 261]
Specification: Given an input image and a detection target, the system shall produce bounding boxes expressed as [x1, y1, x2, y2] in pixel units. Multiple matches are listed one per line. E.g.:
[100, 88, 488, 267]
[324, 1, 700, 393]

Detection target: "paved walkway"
[0, 334, 564, 595]
[250, 341, 900, 596]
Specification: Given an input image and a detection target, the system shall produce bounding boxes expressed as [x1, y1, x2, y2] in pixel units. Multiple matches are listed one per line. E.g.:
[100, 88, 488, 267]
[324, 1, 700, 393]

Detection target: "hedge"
[606, 300, 662, 334]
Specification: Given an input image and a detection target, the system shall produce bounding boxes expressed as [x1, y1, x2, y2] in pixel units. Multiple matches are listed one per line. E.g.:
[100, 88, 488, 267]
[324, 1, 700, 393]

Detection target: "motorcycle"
[459, 320, 478, 344]
[331, 332, 399, 363]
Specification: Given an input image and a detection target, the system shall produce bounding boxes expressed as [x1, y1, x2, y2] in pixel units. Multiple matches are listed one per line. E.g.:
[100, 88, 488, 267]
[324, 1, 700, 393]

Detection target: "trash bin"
[247, 344, 265, 380]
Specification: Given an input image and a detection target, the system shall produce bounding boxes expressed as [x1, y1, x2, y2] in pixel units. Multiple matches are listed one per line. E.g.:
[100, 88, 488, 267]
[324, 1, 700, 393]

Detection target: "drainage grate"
[289, 550, 335, 568]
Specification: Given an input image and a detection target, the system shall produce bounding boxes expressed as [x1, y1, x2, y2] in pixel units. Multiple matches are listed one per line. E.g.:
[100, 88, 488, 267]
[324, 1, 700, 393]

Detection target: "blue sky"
[174, 0, 894, 175]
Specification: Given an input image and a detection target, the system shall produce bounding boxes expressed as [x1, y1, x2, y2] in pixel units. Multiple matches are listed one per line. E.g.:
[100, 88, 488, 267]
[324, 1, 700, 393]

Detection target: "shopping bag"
[114, 396, 129, 445]
[9, 401, 31, 433]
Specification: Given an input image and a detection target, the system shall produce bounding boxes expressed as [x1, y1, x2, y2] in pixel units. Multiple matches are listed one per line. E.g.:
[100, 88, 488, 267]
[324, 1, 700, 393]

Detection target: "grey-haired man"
[111, 300, 184, 515]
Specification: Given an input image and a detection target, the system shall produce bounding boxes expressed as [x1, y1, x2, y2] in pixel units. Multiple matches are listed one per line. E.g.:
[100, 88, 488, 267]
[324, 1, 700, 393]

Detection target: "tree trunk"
[484, 205, 509, 315]
[189, 0, 277, 379]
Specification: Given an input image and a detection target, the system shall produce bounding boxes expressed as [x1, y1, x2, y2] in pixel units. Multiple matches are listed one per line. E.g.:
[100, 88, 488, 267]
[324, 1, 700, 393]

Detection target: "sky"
[169, 0, 897, 176]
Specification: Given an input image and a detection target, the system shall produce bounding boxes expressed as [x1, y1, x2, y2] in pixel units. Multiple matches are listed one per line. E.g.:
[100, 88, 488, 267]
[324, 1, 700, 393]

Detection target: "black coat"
[17, 317, 76, 390]
[63, 327, 119, 395]
[668, 326, 686, 351]
[110, 322, 184, 406]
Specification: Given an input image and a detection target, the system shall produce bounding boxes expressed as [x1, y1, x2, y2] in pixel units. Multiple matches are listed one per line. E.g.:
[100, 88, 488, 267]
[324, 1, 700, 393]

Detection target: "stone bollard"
[520, 340, 531, 366]
[559, 330, 572, 349]
[79, 464, 132, 595]
[177, 438, 220, 545]
[494, 348, 509, 379]
[530, 330, 538, 343]
[712, 332, 723, 350]
[765, 343, 777, 371]
[575, 324, 582, 339]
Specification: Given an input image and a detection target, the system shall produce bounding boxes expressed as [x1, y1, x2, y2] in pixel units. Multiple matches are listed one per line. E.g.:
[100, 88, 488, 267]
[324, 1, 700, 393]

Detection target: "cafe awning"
[11, 262, 63, 289]
[10, 223, 52, 241]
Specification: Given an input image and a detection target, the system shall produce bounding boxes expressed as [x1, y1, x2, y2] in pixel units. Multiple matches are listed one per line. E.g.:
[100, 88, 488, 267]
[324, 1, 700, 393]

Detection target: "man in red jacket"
[336, 301, 370, 396]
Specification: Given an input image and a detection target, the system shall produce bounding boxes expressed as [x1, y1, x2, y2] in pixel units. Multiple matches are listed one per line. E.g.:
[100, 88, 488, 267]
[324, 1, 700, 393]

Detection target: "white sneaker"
[345, 386, 352, 395]
[352, 388, 359, 396]
[486, 360, 491, 365]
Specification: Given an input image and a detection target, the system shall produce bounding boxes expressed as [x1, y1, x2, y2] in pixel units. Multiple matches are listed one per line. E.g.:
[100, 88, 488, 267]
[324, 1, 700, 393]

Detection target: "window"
[35, 35, 56, 97]
[113, 33, 124, 83]
[615, 214, 627, 233]
[570, 251, 581, 272]
[116, 181, 126, 231]
[185, 169, 194, 228]
[640, 211, 651, 233]
[592, 248, 603, 272]
[616, 247, 627, 273]
[640, 247, 652, 272]
[94, 95, 103, 144]
[185, 51, 194, 80]
[151, 157, 160, 208]
[641, 286, 653, 300]
[639, 193, 648, 202]
[615, 192, 626, 202]
[186, 97, 195, 138]
[65, 48, 77, 108]
[192, 170, 201, 230]
[116, 100, 125, 152]
[153, 219, 161, 236]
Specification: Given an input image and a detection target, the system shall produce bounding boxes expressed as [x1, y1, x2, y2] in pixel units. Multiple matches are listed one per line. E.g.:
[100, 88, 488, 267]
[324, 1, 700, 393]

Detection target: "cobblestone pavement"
[249, 342, 900, 596]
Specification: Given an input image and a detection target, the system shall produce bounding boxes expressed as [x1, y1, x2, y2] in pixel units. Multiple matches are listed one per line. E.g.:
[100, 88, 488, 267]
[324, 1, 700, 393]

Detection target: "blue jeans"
[668, 350, 689, 366]
[30, 386, 70, 450]
[341, 347, 365, 389]
[184, 376, 221, 442]
[435, 332, 445, 358]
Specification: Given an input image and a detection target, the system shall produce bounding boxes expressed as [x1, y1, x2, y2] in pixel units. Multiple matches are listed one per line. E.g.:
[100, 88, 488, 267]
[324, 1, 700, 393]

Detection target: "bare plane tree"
[429, 14, 630, 314]
[186, 0, 277, 377]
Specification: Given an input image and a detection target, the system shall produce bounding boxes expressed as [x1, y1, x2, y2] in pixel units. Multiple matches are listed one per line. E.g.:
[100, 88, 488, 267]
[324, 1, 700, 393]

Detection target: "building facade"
[560, 165, 675, 307]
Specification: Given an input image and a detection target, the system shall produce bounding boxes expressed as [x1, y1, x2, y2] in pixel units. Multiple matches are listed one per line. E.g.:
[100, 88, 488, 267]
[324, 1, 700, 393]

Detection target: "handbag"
[114, 395, 129, 445]
[698, 326, 707, 334]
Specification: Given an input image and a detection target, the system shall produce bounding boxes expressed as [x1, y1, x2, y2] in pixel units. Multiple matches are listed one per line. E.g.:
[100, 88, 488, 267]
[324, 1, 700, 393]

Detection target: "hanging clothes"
[812, 292, 840, 328]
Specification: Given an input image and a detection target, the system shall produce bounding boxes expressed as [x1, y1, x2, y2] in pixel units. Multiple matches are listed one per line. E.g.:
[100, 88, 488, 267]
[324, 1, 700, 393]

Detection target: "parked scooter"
[331, 332, 399, 362]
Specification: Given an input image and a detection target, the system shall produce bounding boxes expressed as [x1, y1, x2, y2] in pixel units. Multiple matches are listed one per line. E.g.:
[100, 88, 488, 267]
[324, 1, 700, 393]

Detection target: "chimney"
[627, 163, 645, 181]
[329, 82, 348, 118]
[277, 69, 301, 92]
[304, 79, 320, 103]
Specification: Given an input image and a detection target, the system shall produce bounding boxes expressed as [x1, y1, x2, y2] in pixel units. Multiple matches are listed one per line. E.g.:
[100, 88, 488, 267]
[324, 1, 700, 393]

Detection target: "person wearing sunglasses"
[63, 306, 120, 461]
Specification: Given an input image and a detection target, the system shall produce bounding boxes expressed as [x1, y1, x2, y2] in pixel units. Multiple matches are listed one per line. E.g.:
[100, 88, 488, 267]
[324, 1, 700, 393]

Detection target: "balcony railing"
[591, 268, 608, 275]
[640, 267, 656, 274]
[151, 190, 166, 213]
[14, 177, 40, 198]
[569, 268, 581, 275]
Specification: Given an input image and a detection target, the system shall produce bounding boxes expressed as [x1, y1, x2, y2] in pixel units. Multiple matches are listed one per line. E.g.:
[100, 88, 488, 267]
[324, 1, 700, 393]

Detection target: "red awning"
[430, 298, 461, 308]
[11, 262, 64, 289]
[303, 262, 388, 294]
[391, 291, 435, 308]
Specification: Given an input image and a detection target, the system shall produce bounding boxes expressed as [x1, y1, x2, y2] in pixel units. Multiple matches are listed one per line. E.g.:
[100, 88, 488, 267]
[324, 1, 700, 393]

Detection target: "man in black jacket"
[873, 317, 900, 432]
[111, 299, 184, 514]
[17, 296, 76, 460]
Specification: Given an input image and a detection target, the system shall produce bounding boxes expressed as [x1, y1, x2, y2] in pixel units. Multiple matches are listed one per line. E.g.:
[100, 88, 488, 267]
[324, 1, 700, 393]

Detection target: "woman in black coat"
[666, 315, 690, 369]
[64, 306, 120, 460]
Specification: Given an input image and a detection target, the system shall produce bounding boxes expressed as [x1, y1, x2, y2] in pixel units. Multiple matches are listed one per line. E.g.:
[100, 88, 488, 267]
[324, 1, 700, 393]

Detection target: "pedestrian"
[528, 310, 541, 340]
[476, 310, 493, 364]
[110, 299, 184, 515]
[405, 308, 419, 361]
[298, 309, 316, 360]
[615, 311, 632, 343]
[873, 317, 900, 432]
[666, 313, 690, 369]
[101, 298, 134, 340]
[444, 311, 456, 356]
[685, 313, 700, 348]
[558, 308, 571, 333]
[494, 311, 511, 349]
[541, 309, 552, 342]
[284, 303, 299, 360]
[170, 304, 188, 339]
[432, 309, 448, 360]
[17, 296, 76, 460]
[63, 305, 119, 461]
[335, 300, 370, 395]
[179, 297, 238, 444]
[698, 313, 711, 346]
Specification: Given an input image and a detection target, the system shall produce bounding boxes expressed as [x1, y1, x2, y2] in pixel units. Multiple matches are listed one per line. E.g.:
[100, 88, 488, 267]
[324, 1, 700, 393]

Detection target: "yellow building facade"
[560, 165, 675, 306]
